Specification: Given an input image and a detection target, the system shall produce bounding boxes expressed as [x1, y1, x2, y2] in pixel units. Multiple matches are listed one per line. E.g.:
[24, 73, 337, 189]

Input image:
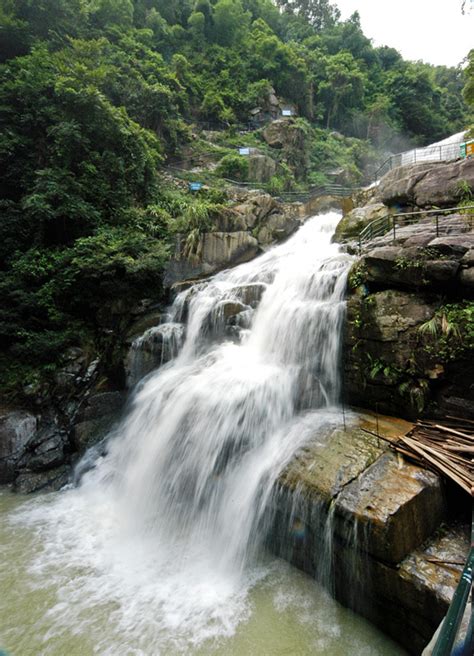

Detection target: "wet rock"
[280, 425, 384, 500]
[73, 392, 125, 453]
[273, 412, 463, 655]
[126, 310, 163, 340]
[335, 452, 446, 563]
[231, 283, 266, 308]
[13, 464, 70, 494]
[16, 423, 68, 473]
[0, 410, 37, 483]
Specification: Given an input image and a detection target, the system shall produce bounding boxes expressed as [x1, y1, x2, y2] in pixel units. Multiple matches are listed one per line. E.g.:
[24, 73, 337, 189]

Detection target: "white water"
[1, 213, 404, 654]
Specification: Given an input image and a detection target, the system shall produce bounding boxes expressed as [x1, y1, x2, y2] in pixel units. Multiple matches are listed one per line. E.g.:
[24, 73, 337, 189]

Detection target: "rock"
[248, 154, 277, 183]
[375, 158, 474, 208]
[164, 231, 259, 287]
[461, 248, 474, 266]
[423, 259, 459, 282]
[0, 410, 37, 483]
[334, 203, 389, 242]
[231, 283, 266, 308]
[73, 392, 125, 452]
[280, 425, 384, 500]
[217, 300, 247, 321]
[272, 412, 463, 655]
[335, 453, 445, 563]
[262, 120, 287, 148]
[362, 244, 462, 288]
[257, 212, 300, 246]
[13, 422, 69, 476]
[261, 119, 309, 179]
[414, 158, 474, 207]
[459, 267, 474, 287]
[126, 310, 163, 340]
[369, 523, 469, 655]
[344, 290, 441, 417]
[375, 162, 438, 206]
[13, 464, 70, 494]
[426, 234, 473, 257]
[201, 231, 259, 268]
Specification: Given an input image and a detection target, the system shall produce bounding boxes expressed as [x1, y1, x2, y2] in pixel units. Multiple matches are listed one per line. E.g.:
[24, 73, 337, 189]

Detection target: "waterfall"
[14, 211, 355, 653]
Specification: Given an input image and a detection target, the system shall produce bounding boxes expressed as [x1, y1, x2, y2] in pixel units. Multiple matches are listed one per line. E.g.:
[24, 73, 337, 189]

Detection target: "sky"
[334, 0, 474, 67]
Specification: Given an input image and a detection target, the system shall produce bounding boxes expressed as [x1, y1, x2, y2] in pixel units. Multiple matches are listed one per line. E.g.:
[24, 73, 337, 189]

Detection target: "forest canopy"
[0, 0, 472, 398]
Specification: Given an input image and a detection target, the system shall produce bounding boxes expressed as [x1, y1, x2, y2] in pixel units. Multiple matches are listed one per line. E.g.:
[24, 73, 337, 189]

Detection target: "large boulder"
[248, 153, 277, 183]
[164, 231, 259, 286]
[272, 412, 456, 654]
[334, 202, 390, 242]
[375, 158, 474, 208]
[256, 212, 300, 246]
[262, 118, 309, 179]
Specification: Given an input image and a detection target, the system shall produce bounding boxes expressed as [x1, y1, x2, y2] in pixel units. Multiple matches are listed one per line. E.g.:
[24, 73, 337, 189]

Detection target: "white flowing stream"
[0, 212, 405, 655]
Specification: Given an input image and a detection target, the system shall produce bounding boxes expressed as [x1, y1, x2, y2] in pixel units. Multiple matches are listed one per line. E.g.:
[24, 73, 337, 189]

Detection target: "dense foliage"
[0, 0, 471, 398]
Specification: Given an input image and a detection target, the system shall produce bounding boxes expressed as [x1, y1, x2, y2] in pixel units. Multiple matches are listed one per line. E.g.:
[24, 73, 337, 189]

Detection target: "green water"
[0, 490, 406, 656]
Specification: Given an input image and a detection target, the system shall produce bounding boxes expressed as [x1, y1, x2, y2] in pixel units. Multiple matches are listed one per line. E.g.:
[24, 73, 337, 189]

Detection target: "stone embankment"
[271, 412, 469, 654]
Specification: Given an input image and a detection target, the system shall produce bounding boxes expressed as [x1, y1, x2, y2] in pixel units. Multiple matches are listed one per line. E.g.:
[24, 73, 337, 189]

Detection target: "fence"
[432, 503, 473, 656]
[358, 205, 474, 252]
[374, 140, 465, 180]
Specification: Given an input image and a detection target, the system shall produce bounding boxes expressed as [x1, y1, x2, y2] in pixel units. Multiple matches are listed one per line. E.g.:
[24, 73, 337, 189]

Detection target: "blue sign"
[189, 182, 203, 192]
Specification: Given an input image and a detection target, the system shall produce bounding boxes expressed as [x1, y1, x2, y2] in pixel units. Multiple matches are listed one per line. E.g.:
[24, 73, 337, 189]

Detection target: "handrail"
[432, 503, 473, 656]
[373, 140, 465, 180]
[358, 205, 474, 252]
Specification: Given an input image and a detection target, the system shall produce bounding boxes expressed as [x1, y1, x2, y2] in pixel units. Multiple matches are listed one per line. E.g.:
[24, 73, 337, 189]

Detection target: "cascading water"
[0, 212, 405, 655]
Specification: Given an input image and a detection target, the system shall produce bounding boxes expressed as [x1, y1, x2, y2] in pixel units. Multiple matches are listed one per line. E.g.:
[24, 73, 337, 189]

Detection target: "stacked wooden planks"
[391, 417, 474, 496]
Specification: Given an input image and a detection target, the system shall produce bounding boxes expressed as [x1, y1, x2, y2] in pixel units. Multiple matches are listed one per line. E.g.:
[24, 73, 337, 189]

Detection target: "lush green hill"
[0, 0, 471, 399]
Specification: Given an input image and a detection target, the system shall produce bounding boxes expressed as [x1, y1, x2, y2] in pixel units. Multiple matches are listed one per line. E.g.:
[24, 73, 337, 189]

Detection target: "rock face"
[262, 118, 309, 179]
[271, 413, 466, 654]
[344, 227, 474, 419]
[164, 192, 302, 286]
[0, 409, 37, 483]
[248, 153, 277, 183]
[375, 158, 474, 208]
[73, 392, 126, 453]
[334, 202, 390, 241]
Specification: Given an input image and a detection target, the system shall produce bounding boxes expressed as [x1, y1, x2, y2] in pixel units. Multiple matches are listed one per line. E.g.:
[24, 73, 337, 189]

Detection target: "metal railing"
[432, 503, 473, 656]
[374, 140, 465, 180]
[358, 206, 474, 252]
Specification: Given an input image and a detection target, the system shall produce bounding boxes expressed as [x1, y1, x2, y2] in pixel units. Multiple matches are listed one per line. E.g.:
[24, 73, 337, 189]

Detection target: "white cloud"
[334, 0, 474, 67]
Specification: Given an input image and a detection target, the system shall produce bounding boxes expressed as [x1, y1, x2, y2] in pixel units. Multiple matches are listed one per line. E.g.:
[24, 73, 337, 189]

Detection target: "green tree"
[213, 0, 250, 47]
[275, 0, 340, 30]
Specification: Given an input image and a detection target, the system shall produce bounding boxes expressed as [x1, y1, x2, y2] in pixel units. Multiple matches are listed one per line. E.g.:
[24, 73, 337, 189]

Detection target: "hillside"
[0, 0, 472, 401]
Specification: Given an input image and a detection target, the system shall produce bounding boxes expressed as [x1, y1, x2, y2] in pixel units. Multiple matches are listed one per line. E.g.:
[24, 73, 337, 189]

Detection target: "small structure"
[238, 147, 250, 156]
[188, 182, 203, 192]
[460, 140, 474, 159]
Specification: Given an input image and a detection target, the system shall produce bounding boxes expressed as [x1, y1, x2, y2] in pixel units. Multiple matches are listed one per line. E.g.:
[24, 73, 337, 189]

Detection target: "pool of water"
[0, 490, 406, 656]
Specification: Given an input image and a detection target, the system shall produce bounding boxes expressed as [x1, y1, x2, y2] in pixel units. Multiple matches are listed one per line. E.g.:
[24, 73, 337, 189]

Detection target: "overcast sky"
[334, 0, 473, 67]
